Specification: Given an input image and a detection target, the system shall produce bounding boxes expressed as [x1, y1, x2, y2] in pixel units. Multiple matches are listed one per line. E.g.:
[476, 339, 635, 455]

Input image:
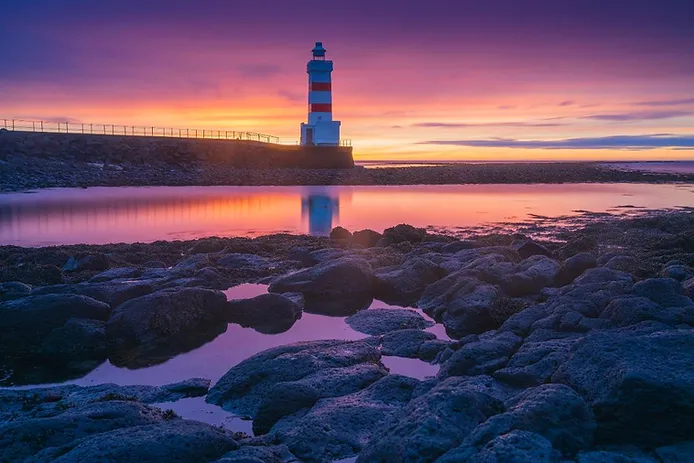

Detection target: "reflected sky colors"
[1, 1, 694, 160]
[1, 184, 693, 246]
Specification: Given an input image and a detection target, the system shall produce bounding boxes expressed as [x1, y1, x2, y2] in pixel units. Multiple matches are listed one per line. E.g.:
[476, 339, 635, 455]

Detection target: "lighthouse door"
[306, 128, 314, 145]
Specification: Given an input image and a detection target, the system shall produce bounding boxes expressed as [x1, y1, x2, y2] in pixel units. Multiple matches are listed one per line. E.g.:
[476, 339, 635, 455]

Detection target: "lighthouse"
[300, 42, 341, 146]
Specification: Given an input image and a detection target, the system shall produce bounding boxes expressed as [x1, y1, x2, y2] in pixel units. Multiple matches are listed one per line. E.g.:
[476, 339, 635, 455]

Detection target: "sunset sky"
[2, 0, 694, 160]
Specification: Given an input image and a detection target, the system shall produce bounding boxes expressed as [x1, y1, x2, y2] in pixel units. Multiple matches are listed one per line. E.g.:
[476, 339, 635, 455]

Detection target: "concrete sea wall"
[0, 130, 354, 169]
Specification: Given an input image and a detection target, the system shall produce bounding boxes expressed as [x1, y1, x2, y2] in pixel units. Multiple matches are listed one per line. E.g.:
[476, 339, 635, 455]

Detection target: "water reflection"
[0, 184, 692, 246]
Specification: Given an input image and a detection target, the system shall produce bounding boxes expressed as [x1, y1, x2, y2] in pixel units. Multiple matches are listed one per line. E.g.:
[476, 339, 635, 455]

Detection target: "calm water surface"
[1, 183, 693, 246]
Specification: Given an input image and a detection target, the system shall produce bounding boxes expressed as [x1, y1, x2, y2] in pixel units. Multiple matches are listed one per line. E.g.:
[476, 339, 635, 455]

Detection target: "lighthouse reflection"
[300, 190, 340, 236]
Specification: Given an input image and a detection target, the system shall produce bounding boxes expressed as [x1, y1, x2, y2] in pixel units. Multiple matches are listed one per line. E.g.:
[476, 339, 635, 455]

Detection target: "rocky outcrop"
[374, 258, 445, 305]
[106, 287, 228, 365]
[207, 339, 386, 434]
[227, 293, 302, 334]
[358, 377, 504, 462]
[553, 325, 694, 446]
[346, 308, 434, 336]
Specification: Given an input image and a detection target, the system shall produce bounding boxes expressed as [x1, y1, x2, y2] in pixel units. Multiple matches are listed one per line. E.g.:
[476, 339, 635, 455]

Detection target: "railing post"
[12, 119, 15, 131]
[33, 121, 36, 132]
[203, 130, 205, 138]
[66, 122, 69, 133]
[81, 124, 84, 134]
[57, 122, 60, 133]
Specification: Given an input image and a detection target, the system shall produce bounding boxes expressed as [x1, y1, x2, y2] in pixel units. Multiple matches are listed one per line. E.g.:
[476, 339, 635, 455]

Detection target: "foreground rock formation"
[2, 211, 694, 461]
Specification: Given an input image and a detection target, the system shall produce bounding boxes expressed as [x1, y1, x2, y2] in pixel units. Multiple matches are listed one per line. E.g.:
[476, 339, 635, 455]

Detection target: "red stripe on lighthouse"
[311, 82, 332, 91]
[310, 103, 332, 112]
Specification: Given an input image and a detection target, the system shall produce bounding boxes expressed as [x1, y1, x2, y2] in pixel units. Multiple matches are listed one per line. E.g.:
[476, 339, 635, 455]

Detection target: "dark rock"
[216, 253, 272, 273]
[268, 257, 374, 299]
[576, 449, 659, 463]
[41, 420, 239, 463]
[381, 329, 439, 358]
[382, 224, 427, 244]
[499, 305, 548, 337]
[374, 257, 445, 305]
[62, 253, 110, 272]
[553, 326, 694, 446]
[662, 264, 693, 282]
[499, 255, 561, 297]
[170, 253, 212, 275]
[0, 263, 64, 286]
[272, 375, 419, 463]
[90, 267, 142, 283]
[655, 441, 694, 463]
[439, 331, 522, 378]
[557, 252, 597, 286]
[600, 296, 684, 327]
[357, 377, 504, 463]
[352, 229, 384, 248]
[556, 236, 597, 260]
[456, 384, 595, 457]
[419, 274, 506, 338]
[207, 339, 383, 418]
[0, 294, 110, 357]
[40, 318, 106, 357]
[0, 281, 32, 301]
[441, 240, 477, 253]
[191, 267, 233, 289]
[329, 226, 352, 240]
[632, 278, 693, 307]
[437, 430, 557, 463]
[33, 280, 157, 308]
[346, 308, 433, 335]
[512, 239, 553, 259]
[685, 277, 694, 297]
[216, 445, 293, 463]
[494, 337, 579, 387]
[604, 255, 640, 273]
[227, 293, 302, 334]
[106, 287, 228, 353]
[0, 401, 168, 462]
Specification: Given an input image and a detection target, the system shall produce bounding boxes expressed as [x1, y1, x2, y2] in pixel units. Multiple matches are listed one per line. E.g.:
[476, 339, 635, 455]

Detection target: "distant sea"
[357, 160, 694, 174]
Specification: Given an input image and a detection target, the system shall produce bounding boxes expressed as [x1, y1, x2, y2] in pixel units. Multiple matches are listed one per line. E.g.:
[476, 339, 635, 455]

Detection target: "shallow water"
[1, 183, 693, 246]
[4, 284, 444, 436]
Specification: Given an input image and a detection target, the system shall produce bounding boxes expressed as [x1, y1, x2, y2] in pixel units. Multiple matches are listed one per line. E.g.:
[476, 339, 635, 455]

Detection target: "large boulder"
[0, 401, 168, 462]
[494, 336, 579, 387]
[352, 229, 384, 248]
[419, 274, 506, 338]
[62, 253, 110, 272]
[357, 377, 504, 462]
[437, 430, 557, 463]
[499, 255, 561, 297]
[382, 224, 427, 244]
[272, 375, 420, 463]
[512, 239, 553, 259]
[346, 308, 434, 336]
[0, 281, 32, 301]
[268, 257, 374, 299]
[39, 420, 239, 463]
[380, 329, 441, 359]
[90, 267, 142, 283]
[553, 325, 694, 446]
[227, 293, 302, 334]
[106, 287, 228, 357]
[216, 253, 273, 274]
[632, 278, 693, 308]
[0, 294, 110, 357]
[329, 226, 353, 241]
[32, 280, 157, 309]
[207, 339, 385, 425]
[439, 331, 522, 378]
[599, 296, 686, 327]
[556, 252, 597, 286]
[374, 258, 445, 305]
[449, 384, 595, 458]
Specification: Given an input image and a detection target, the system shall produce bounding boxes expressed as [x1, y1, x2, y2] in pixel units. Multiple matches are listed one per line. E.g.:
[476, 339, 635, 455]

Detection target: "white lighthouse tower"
[300, 42, 341, 146]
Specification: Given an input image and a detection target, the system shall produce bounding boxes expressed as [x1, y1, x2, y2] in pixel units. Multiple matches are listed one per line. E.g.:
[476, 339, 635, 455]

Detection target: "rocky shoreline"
[2, 211, 694, 462]
[3, 144, 694, 192]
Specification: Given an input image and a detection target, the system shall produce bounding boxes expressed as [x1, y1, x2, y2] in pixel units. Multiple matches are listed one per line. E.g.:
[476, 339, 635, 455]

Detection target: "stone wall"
[0, 130, 354, 169]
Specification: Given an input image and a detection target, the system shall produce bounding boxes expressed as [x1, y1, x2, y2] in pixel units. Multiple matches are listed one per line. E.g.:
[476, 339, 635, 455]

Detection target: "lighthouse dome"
[312, 42, 326, 58]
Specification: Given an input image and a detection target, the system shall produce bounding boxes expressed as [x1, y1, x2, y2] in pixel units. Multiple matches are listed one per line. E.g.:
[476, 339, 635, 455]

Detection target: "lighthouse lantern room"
[301, 42, 341, 146]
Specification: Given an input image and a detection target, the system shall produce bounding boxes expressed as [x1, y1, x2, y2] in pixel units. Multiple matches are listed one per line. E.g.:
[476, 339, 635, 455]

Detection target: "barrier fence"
[1, 118, 352, 147]
[1, 118, 281, 144]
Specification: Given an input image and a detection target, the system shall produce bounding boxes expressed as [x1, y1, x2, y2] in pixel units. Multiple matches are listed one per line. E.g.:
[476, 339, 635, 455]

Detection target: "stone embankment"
[2, 211, 694, 461]
[3, 129, 694, 191]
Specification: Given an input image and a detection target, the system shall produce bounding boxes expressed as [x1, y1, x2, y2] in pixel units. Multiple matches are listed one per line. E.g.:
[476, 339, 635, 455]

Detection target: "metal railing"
[1, 118, 280, 144]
